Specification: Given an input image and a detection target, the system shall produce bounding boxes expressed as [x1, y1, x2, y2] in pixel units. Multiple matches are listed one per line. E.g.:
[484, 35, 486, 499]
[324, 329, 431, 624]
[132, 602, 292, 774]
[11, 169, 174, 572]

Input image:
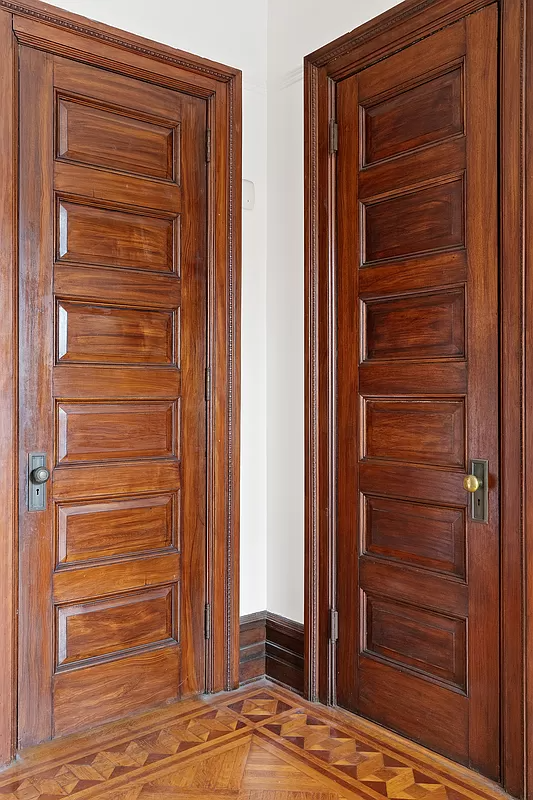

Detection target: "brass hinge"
[206, 128, 211, 163]
[329, 120, 338, 153]
[205, 603, 212, 640]
[330, 609, 339, 643]
[205, 367, 211, 402]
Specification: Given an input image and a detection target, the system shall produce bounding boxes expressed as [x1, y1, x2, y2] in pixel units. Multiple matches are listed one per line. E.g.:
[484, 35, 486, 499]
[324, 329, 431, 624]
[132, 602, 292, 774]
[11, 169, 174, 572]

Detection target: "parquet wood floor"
[0, 681, 512, 800]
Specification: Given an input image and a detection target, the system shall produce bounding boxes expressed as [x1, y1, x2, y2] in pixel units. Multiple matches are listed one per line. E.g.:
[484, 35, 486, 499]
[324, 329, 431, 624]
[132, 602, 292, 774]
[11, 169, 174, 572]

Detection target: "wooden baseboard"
[239, 611, 266, 685]
[239, 611, 304, 694]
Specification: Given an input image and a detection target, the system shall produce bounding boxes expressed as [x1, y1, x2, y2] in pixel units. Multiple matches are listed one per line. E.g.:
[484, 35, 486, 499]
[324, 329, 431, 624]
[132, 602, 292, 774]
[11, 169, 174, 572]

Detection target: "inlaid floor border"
[0, 681, 512, 800]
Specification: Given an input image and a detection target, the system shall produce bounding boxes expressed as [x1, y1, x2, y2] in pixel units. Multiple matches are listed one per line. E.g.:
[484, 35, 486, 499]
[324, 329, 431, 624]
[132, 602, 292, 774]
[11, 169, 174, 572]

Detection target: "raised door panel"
[57, 96, 178, 181]
[57, 199, 178, 272]
[364, 595, 466, 688]
[363, 495, 465, 577]
[56, 402, 177, 463]
[362, 67, 464, 165]
[363, 399, 465, 468]
[57, 302, 175, 365]
[363, 289, 465, 361]
[56, 493, 178, 565]
[56, 586, 177, 667]
[362, 179, 465, 264]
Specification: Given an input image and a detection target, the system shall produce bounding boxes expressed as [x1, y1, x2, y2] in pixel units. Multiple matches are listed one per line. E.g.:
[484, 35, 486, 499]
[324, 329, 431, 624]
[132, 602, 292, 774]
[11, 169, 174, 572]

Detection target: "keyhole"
[36, 487, 40, 497]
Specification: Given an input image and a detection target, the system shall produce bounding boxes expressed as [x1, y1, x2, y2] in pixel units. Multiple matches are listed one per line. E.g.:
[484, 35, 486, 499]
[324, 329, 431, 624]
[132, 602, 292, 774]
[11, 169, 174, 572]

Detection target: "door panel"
[18, 45, 207, 746]
[336, 6, 499, 777]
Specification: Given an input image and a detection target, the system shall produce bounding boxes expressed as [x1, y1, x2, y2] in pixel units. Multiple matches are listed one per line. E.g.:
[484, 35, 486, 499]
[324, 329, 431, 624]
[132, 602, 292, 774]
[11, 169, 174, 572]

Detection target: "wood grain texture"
[363, 495, 465, 577]
[53, 646, 181, 736]
[266, 613, 305, 695]
[57, 199, 178, 272]
[0, 0, 241, 766]
[364, 594, 466, 687]
[522, 1, 533, 796]
[362, 178, 465, 264]
[57, 95, 178, 180]
[239, 611, 266, 685]
[56, 585, 176, 666]
[239, 613, 304, 695]
[0, 683, 513, 800]
[340, 7, 491, 769]
[57, 302, 175, 365]
[364, 399, 466, 468]
[56, 401, 176, 463]
[0, 9, 16, 766]
[362, 67, 464, 165]
[363, 289, 465, 361]
[53, 553, 181, 604]
[56, 494, 178, 565]
[18, 44, 55, 748]
[19, 35, 202, 747]
[305, 0, 508, 786]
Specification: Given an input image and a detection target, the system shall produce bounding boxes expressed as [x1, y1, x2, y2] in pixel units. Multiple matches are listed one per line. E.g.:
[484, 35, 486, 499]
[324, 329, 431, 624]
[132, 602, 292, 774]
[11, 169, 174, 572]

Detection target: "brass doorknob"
[464, 474, 481, 493]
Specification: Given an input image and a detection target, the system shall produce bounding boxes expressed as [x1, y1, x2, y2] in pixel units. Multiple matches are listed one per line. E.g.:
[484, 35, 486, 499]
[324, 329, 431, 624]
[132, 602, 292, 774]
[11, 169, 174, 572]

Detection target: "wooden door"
[18, 46, 207, 746]
[336, 6, 500, 777]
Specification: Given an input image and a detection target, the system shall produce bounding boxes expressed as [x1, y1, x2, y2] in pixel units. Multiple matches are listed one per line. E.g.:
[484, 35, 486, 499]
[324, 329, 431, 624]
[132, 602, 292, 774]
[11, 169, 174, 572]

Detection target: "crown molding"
[0, 0, 240, 82]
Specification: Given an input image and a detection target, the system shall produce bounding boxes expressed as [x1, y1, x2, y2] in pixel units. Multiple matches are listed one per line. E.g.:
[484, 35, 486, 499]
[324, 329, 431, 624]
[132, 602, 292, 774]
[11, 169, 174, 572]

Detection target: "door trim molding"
[304, 0, 528, 794]
[0, 0, 241, 765]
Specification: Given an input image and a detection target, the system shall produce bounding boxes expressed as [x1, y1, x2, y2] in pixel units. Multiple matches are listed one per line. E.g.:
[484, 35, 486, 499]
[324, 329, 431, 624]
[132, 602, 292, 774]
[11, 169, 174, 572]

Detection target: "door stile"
[18, 45, 55, 747]
[464, 6, 500, 771]
[179, 94, 208, 698]
[0, 8, 17, 767]
[336, 73, 360, 713]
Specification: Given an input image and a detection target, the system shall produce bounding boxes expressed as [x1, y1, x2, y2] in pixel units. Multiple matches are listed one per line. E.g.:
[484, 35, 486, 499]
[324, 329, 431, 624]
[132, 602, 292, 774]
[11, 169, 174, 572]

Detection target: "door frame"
[0, 0, 241, 766]
[304, 0, 529, 794]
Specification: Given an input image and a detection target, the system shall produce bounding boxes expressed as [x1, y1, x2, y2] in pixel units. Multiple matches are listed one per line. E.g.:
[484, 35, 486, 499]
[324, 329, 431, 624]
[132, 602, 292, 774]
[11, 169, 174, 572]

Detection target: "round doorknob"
[464, 474, 481, 493]
[31, 466, 50, 484]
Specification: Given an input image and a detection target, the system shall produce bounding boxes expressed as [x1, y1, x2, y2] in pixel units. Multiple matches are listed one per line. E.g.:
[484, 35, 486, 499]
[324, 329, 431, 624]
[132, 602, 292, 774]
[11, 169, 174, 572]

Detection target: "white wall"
[266, 0, 397, 623]
[45, 0, 269, 617]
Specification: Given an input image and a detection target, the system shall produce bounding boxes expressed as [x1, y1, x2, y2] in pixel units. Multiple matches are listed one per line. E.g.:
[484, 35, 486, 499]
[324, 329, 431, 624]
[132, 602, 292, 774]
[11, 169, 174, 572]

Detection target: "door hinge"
[206, 128, 211, 163]
[329, 120, 338, 153]
[204, 603, 212, 640]
[330, 608, 339, 642]
[205, 367, 211, 402]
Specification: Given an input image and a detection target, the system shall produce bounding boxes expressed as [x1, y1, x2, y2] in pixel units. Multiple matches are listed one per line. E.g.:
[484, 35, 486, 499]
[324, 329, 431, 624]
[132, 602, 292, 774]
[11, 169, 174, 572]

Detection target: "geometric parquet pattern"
[0, 682, 511, 800]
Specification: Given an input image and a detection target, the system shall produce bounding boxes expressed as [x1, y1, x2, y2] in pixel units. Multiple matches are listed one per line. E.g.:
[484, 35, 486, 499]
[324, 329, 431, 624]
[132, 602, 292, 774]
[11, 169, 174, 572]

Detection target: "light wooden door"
[18, 46, 207, 746]
[335, 6, 500, 777]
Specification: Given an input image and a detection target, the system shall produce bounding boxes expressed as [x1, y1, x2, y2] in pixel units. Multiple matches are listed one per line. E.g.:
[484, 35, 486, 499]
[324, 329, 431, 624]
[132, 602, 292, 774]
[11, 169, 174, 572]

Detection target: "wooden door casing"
[0, 0, 241, 765]
[304, 0, 529, 794]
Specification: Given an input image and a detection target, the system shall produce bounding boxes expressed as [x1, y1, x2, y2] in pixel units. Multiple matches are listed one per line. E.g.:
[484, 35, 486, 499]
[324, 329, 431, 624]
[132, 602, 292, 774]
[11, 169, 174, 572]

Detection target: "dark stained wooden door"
[335, 6, 500, 777]
[18, 46, 207, 746]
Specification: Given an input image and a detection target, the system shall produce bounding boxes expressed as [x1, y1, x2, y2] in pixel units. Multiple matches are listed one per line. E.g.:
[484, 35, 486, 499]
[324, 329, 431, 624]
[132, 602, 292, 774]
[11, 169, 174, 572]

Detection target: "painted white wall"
[45, 0, 269, 617]
[266, 0, 398, 623]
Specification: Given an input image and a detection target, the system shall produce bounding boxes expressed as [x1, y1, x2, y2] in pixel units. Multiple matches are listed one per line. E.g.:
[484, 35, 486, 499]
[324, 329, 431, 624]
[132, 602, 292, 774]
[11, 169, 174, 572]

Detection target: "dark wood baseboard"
[239, 611, 304, 695]
[239, 611, 266, 685]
